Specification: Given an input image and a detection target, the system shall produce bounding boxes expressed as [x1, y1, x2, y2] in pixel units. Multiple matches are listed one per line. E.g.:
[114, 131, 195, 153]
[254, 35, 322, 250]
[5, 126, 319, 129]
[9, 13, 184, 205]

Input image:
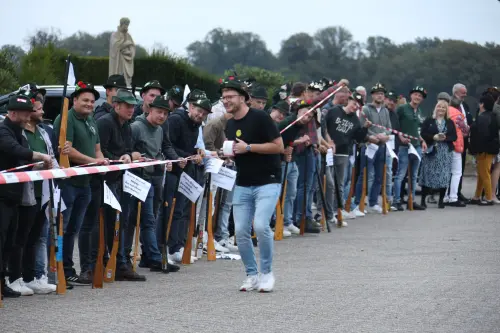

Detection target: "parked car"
[0, 85, 143, 124]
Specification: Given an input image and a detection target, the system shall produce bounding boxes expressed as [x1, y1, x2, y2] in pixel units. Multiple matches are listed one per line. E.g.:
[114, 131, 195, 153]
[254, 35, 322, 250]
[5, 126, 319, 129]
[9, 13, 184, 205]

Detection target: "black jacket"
[469, 110, 500, 155]
[132, 104, 144, 122]
[168, 109, 200, 173]
[0, 117, 34, 203]
[96, 109, 133, 183]
[420, 117, 457, 152]
[94, 102, 113, 121]
[160, 119, 179, 160]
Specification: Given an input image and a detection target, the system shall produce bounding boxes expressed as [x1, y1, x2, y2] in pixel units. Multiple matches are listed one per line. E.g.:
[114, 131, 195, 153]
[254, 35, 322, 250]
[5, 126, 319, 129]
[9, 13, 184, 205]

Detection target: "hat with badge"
[250, 84, 268, 100]
[348, 92, 365, 106]
[7, 94, 35, 112]
[191, 98, 212, 113]
[112, 88, 138, 105]
[140, 80, 166, 96]
[104, 74, 128, 89]
[149, 95, 171, 112]
[409, 86, 427, 99]
[219, 76, 250, 101]
[308, 81, 324, 92]
[186, 89, 207, 102]
[272, 100, 290, 116]
[385, 91, 398, 102]
[167, 85, 184, 106]
[290, 99, 315, 114]
[72, 81, 100, 100]
[371, 82, 387, 94]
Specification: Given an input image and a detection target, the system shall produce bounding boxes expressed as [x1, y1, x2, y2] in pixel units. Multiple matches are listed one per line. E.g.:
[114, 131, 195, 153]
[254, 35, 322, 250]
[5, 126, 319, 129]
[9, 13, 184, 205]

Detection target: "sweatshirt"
[168, 108, 201, 173]
[360, 103, 392, 139]
[130, 114, 164, 179]
[325, 106, 367, 155]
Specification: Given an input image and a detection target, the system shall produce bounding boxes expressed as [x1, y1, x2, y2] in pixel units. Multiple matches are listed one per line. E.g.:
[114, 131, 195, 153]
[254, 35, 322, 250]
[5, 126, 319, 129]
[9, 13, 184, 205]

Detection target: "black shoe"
[66, 271, 92, 286]
[149, 261, 163, 272]
[116, 267, 146, 281]
[412, 203, 426, 211]
[427, 196, 438, 204]
[478, 200, 494, 206]
[448, 200, 466, 207]
[138, 260, 150, 268]
[395, 203, 405, 211]
[458, 193, 468, 202]
[438, 203, 445, 209]
[2, 285, 21, 298]
[305, 220, 321, 234]
[469, 199, 481, 205]
[166, 263, 180, 273]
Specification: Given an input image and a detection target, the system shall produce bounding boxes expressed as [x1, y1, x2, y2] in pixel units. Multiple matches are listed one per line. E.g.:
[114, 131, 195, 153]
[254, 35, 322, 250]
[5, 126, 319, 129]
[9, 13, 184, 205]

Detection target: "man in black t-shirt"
[222, 76, 284, 293]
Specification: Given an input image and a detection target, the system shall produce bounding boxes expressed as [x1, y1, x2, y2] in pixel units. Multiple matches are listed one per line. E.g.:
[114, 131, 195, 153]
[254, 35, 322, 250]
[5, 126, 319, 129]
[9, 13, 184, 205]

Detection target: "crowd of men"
[0, 73, 499, 299]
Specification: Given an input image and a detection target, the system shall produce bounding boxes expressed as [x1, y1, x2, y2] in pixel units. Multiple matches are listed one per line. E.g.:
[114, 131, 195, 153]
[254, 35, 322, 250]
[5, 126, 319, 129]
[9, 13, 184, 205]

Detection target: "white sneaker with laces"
[214, 240, 230, 253]
[218, 239, 238, 252]
[8, 277, 34, 296]
[341, 210, 356, 220]
[353, 207, 365, 217]
[39, 275, 57, 292]
[341, 221, 348, 227]
[367, 205, 383, 214]
[25, 276, 55, 294]
[327, 216, 338, 224]
[259, 272, 275, 292]
[239, 275, 259, 291]
[286, 224, 300, 235]
[282, 228, 292, 237]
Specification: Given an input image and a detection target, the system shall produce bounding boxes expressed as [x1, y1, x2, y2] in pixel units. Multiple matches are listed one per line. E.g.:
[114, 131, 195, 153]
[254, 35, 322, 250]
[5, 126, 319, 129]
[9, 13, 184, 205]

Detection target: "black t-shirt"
[225, 108, 282, 186]
[325, 106, 367, 155]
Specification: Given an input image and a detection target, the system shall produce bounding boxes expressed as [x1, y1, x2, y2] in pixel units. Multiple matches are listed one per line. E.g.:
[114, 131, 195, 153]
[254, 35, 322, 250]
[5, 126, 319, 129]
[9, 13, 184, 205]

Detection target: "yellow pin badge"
[236, 129, 242, 137]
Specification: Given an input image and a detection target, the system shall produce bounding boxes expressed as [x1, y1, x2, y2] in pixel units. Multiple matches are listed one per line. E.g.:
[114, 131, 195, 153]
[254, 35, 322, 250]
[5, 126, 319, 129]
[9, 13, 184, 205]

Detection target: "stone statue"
[109, 17, 136, 87]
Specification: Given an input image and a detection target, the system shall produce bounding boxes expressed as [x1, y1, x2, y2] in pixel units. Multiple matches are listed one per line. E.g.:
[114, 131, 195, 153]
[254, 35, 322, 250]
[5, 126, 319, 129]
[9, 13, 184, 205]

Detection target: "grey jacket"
[360, 103, 392, 140]
[131, 114, 164, 178]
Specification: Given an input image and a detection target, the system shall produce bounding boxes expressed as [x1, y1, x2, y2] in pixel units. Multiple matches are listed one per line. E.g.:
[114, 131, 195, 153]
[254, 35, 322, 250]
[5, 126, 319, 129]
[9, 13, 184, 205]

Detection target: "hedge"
[21, 45, 222, 100]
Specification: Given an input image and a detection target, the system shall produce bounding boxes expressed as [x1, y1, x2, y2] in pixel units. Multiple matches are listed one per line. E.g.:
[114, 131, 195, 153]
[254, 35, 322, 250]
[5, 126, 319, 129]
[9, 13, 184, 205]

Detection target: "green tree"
[0, 50, 19, 94]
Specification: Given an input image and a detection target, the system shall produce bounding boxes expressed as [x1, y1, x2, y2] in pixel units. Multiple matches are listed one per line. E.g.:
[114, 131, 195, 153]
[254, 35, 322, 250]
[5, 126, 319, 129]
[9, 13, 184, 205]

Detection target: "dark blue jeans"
[61, 183, 91, 276]
[104, 182, 129, 269]
[164, 171, 190, 255]
[354, 145, 385, 207]
[294, 149, 316, 223]
[78, 179, 101, 273]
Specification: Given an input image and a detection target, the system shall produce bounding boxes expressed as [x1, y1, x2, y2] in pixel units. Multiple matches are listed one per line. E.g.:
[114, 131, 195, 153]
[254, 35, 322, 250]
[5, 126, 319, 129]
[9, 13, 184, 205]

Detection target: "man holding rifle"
[0, 95, 53, 299]
[96, 89, 146, 281]
[53, 82, 109, 286]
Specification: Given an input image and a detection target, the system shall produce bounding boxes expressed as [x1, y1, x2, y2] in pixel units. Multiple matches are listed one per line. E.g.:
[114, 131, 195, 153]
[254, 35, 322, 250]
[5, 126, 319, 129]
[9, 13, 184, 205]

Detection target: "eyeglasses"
[220, 95, 240, 101]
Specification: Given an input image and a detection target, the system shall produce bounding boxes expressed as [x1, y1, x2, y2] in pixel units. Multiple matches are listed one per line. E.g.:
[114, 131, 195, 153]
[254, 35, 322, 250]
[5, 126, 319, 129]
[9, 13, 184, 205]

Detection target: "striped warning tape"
[0, 157, 194, 185]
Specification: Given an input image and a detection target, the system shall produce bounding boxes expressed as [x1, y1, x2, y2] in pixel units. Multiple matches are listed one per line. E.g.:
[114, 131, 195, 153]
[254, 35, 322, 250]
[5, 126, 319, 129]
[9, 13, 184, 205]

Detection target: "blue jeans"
[294, 149, 316, 223]
[79, 179, 101, 273]
[233, 183, 280, 276]
[343, 157, 353, 202]
[354, 146, 385, 207]
[35, 214, 48, 279]
[214, 166, 235, 241]
[123, 186, 162, 263]
[61, 183, 91, 276]
[281, 161, 298, 227]
[393, 146, 422, 204]
[386, 154, 393, 200]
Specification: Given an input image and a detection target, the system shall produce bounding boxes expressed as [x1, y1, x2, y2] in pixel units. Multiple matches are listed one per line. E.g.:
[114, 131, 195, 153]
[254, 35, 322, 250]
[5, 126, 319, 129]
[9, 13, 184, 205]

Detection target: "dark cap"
[250, 84, 268, 100]
[385, 91, 398, 102]
[7, 95, 35, 112]
[371, 82, 387, 94]
[140, 80, 166, 96]
[191, 98, 212, 113]
[167, 85, 184, 106]
[112, 88, 138, 105]
[219, 76, 250, 101]
[72, 81, 100, 100]
[410, 86, 427, 99]
[104, 74, 127, 89]
[348, 92, 364, 106]
[272, 100, 290, 115]
[186, 89, 207, 102]
[149, 95, 171, 111]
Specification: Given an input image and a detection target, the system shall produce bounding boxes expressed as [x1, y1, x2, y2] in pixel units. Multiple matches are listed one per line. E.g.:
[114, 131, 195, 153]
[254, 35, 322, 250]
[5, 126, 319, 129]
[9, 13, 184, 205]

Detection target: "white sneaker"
[214, 240, 230, 253]
[170, 248, 195, 263]
[352, 207, 365, 217]
[282, 229, 292, 237]
[341, 221, 348, 227]
[25, 276, 55, 294]
[286, 224, 300, 235]
[259, 272, 275, 292]
[341, 210, 356, 220]
[327, 216, 337, 224]
[8, 277, 34, 296]
[493, 198, 500, 205]
[239, 275, 259, 291]
[367, 205, 383, 214]
[218, 238, 238, 252]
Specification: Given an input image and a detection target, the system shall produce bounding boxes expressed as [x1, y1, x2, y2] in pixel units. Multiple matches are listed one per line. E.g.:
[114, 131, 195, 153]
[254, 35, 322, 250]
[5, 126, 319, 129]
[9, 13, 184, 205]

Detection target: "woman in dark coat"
[418, 100, 457, 208]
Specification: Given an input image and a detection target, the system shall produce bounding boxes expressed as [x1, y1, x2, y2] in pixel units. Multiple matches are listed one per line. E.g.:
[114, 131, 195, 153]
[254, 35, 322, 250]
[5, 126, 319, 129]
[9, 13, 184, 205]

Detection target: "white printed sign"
[365, 143, 379, 159]
[44, 183, 66, 220]
[178, 172, 204, 203]
[123, 171, 151, 202]
[212, 166, 237, 191]
[103, 181, 122, 212]
[408, 143, 421, 162]
[387, 135, 395, 150]
[205, 157, 224, 174]
[386, 143, 398, 160]
[326, 148, 334, 166]
[223, 140, 235, 157]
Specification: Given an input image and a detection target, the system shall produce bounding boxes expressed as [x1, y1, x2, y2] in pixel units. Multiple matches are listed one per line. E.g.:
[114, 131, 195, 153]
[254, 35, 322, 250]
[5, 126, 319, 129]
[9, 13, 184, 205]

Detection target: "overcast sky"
[1, 0, 498, 56]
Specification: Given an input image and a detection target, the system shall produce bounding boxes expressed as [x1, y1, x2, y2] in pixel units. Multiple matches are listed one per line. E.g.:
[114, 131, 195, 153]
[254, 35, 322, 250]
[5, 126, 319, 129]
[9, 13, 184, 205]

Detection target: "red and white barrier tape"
[0, 157, 193, 185]
[360, 110, 420, 141]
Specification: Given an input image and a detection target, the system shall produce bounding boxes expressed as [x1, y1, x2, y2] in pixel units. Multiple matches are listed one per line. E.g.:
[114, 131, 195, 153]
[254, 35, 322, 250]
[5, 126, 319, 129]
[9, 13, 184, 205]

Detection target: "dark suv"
[0, 85, 143, 124]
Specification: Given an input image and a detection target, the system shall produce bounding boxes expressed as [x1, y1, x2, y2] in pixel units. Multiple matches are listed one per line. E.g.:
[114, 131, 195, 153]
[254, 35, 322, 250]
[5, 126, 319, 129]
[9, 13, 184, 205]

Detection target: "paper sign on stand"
[205, 158, 224, 174]
[365, 143, 379, 159]
[123, 171, 152, 202]
[326, 148, 334, 166]
[408, 144, 421, 162]
[222, 141, 235, 157]
[103, 181, 122, 212]
[178, 172, 204, 203]
[44, 184, 67, 221]
[212, 166, 237, 191]
[387, 135, 395, 150]
[386, 143, 398, 160]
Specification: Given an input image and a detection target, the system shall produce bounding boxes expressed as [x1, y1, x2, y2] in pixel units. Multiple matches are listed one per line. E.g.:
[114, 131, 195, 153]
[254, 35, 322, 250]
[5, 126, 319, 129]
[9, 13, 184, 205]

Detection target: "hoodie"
[168, 108, 201, 173]
[130, 114, 164, 179]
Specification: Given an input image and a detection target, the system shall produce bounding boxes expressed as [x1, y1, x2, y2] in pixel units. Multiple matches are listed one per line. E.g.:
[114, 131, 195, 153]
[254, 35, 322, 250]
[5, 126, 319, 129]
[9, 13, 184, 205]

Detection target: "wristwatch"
[245, 144, 251, 152]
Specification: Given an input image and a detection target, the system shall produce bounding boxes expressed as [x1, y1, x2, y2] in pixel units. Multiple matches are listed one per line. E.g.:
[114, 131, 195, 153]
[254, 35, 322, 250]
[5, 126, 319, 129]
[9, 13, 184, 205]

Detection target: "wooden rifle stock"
[359, 153, 368, 213]
[407, 160, 413, 211]
[182, 203, 196, 264]
[206, 174, 216, 261]
[93, 208, 105, 289]
[382, 145, 388, 214]
[275, 161, 288, 240]
[104, 211, 120, 283]
[132, 202, 141, 272]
